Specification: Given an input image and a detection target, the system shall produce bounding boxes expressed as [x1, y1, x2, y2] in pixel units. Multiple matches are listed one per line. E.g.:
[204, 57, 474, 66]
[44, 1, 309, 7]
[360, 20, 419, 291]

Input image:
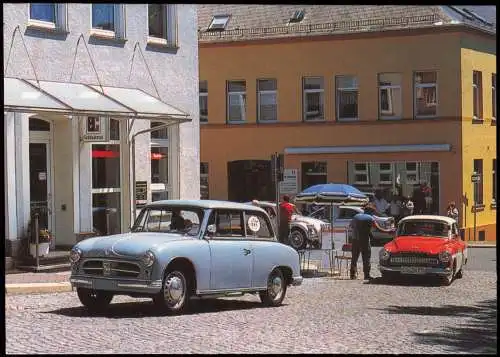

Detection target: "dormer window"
[289, 10, 305, 23]
[208, 15, 230, 31]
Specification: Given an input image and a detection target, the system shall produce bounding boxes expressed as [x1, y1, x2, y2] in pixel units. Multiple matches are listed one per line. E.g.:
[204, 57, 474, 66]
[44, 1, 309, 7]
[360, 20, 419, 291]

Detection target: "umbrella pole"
[331, 202, 334, 249]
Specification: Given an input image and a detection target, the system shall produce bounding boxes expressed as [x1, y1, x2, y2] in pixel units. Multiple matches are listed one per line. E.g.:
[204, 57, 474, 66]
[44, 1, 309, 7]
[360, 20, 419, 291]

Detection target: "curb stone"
[5, 282, 72, 295]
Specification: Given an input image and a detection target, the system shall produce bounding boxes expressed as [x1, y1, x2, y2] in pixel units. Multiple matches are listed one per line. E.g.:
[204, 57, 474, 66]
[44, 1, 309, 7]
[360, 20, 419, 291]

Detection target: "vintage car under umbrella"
[295, 183, 369, 247]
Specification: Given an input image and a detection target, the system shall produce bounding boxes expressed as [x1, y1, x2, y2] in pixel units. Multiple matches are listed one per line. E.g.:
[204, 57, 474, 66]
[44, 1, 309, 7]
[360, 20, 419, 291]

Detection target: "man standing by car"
[349, 203, 377, 280]
[279, 195, 297, 244]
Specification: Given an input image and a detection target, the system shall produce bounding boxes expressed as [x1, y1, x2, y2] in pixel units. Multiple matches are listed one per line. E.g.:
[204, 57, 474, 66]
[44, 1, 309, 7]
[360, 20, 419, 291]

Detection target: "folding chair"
[335, 242, 352, 278]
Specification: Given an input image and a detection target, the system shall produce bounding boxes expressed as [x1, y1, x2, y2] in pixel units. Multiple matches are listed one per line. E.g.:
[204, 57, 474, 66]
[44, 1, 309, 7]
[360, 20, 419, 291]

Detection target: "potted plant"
[29, 228, 52, 258]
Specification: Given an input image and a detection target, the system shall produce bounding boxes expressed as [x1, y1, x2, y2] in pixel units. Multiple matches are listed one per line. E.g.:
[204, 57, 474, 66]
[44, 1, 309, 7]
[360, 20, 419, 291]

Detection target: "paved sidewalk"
[6, 271, 71, 285]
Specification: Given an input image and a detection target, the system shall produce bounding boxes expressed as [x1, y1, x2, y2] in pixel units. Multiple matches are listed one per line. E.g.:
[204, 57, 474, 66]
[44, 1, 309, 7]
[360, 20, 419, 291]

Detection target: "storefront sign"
[38, 172, 47, 181]
[279, 169, 298, 194]
[81, 116, 109, 142]
[135, 181, 148, 206]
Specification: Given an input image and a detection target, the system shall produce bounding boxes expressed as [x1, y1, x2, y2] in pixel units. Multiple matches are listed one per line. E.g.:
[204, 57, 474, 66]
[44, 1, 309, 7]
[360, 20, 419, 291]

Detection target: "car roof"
[399, 215, 456, 225]
[245, 201, 276, 208]
[147, 199, 267, 213]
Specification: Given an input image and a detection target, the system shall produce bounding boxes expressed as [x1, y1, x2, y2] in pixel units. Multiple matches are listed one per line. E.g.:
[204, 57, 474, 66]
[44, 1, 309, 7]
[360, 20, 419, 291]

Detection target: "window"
[211, 210, 244, 237]
[336, 75, 358, 121]
[91, 4, 126, 39]
[405, 162, 419, 185]
[150, 121, 170, 201]
[200, 162, 209, 199]
[354, 163, 369, 184]
[378, 73, 402, 119]
[473, 159, 484, 205]
[150, 121, 168, 140]
[301, 161, 327, 190]
[199, 80, 208, 123]
[473, 71, 483, 120]
[414, 71, 437, 118]
[493, 159, 496, 204]
[378, 163, 393, 184]
[289, 10, 305, 23]
[151, 147, 168, 184]
[208, 15, 230, 31]
[257, 79, 277, 122]
[148, 4, 177, 46]
[245, 212, 272, 239]
[338, 208, 358, 220]
[303, 77, 324, 121]
[29, 3, 67, 31]
[140, 207, 202, 235]
[492, 74, 497, 121]
[227, 80, 246, 122]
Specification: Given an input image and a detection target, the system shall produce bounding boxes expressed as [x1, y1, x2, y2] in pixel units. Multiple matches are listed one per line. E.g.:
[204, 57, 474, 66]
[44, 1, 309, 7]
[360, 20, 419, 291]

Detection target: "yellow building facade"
[198, 6, 496, 241]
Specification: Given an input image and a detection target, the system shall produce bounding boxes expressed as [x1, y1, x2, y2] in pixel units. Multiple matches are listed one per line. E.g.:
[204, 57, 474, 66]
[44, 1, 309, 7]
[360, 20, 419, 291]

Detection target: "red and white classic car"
[378, 215, 467, 285]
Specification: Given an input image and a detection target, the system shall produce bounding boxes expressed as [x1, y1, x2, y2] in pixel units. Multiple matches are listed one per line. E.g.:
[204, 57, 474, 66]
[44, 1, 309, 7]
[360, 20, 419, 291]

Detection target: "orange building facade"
[198, 10, 496, 241]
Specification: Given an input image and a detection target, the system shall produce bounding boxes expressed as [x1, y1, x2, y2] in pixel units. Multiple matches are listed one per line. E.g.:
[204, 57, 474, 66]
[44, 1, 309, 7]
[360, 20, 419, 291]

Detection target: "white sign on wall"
[279, 169, 298, 194]
[81, 116, 109, 142]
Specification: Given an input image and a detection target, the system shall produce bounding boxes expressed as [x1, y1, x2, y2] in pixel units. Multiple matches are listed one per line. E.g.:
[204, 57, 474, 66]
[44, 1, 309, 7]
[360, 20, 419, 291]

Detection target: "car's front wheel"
[153, 269, 191, 314]
[77, 288, 113, 312]
[259, 268, 287, 307]
[289, 229, 307, 250]
[440, 264, 455, 286]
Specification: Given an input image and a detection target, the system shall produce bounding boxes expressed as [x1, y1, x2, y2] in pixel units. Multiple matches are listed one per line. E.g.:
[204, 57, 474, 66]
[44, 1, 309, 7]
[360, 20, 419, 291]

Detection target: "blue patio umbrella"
[295, 183, 369, 247]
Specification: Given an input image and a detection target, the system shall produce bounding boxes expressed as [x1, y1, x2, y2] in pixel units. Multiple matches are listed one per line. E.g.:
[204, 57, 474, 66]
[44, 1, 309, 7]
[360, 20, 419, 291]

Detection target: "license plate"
[401, 266, 426, 275]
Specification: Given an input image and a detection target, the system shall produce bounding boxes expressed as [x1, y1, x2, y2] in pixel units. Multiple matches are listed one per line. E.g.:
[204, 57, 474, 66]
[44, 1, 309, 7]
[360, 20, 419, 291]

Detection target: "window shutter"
[114, 4, 126, 39]
[166, 4, 178, 46]
[56, 4, 68, 32]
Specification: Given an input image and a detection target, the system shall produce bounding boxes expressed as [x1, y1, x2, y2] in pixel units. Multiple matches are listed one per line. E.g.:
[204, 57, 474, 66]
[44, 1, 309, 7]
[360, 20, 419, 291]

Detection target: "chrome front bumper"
[70, 275, 163, 293]
[292, 276, 303, 286]
[379, 265, 452, 276]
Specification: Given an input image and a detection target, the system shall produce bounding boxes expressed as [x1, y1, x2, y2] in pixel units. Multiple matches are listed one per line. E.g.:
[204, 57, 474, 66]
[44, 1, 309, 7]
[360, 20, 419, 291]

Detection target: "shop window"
[473, 70, 483, 121]
[301, 161, 327, 190]
[303, 77, 324, 121]
[227, 80, 247, 122]
[148, 4, 177, 46]
[200, 162, 209, 199]
[378, 163, 393, 184]
[199, 80, 208, 123]
[378, 73, 402, 119]
[405, 162, 419, 185]
[92, 144, 120, 189]
[29, 118, 51, 131]
[354, 163, 369, 184]
[336, 75, 358, 121]
[257, 79, 278, 122]
[473, 159, 484, 205]
[151, 121, 168, 139]
[414, 71, 437, 118]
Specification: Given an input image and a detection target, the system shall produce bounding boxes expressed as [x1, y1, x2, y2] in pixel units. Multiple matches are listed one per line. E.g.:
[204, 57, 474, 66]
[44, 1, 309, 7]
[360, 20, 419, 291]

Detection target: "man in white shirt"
[373, 190, 390, 215]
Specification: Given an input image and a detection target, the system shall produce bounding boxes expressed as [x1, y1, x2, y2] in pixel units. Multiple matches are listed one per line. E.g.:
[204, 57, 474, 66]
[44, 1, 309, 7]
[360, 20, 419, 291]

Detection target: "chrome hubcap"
[164, 272, 186, 307]
[269, 275, 283, 299]
[290, 232, 303, 248]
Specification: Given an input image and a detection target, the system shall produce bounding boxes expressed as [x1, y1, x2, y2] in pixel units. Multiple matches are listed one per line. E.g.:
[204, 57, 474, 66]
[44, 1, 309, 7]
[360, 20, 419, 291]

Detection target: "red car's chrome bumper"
[379, 265, 452, 276]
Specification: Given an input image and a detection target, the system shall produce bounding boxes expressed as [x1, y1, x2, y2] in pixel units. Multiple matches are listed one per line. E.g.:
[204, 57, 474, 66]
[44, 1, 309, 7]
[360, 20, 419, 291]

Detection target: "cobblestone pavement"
[6, 271, 71, 285]
[6, 270, 496, 354]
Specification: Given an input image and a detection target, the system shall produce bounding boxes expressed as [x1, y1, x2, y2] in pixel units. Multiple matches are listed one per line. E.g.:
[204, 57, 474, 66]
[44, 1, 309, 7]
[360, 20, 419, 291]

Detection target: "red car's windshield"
[397, 220, 450, 238]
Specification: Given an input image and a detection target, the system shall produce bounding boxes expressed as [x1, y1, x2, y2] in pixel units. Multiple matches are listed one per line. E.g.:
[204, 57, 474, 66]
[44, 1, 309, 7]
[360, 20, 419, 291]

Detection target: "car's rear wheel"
[289, 229, 307, 250]
[77, 288, 113, 312]
[259, 268, 287, 307]
[153, 269, 191, 314]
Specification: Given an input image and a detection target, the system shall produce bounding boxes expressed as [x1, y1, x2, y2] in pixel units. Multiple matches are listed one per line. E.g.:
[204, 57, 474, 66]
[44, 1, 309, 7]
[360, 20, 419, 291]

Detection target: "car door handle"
[242, 248, 251, 256]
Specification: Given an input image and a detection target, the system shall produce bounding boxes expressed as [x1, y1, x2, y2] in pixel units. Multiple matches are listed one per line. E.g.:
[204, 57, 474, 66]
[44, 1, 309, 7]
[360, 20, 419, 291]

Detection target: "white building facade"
[3, 3, 200, 258]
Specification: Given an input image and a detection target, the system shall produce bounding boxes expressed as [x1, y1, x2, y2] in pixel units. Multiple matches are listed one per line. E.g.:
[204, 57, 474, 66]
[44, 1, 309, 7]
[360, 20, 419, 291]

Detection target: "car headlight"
[141, 251, 155, 267]
[439, 251, 451, 263]
[69, 248, 82, 264]
[307, 225, 318, 236]
[379, 248, 390, 261]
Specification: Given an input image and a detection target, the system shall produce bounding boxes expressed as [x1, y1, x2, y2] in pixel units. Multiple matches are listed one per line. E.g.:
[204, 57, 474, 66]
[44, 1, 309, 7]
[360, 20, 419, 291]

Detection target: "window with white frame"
[257, 79, 277, 122]
[227, 80, 246, 122]
[492, 73, 496, 121]
[199, 80, 208, 123]
[303, 77, 324, 121]
[29, 3, 67, 31]
[414, 71, 437, 118]
[378, 163, 393, 184]
[150, 122, 170, 201]
[336, 75, 358, 121]
[405, 162, 419, 184]
[473, 70, 483, 120]
[148, 4, 177, 46]
[91, 4, 126, 39]
[354, 163, 370, 184]
[378, 73, 402, 119]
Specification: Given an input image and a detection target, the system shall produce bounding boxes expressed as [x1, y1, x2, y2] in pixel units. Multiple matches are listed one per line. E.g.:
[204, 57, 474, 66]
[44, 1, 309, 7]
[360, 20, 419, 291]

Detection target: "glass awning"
[3, 77, 190, 122]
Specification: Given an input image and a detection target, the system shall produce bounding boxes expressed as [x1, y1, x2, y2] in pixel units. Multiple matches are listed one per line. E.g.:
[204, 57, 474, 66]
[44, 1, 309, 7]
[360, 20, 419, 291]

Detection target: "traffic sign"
[279, 169, 298, 194]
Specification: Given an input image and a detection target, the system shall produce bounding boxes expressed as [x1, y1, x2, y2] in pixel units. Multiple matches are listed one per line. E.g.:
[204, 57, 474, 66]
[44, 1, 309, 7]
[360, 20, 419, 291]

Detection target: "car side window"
[213, 210, 245, 238]
[245, 211, 273, 239]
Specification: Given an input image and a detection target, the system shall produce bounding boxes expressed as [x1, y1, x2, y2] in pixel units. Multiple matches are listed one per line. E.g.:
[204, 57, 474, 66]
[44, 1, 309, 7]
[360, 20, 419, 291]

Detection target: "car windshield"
[398, 220, 450, 238]
[132, 206, 204, 236]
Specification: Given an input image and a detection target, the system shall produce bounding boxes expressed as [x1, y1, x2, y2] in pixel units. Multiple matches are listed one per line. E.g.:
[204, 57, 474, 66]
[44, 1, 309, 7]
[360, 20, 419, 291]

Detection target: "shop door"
[29, 140, 54, 249]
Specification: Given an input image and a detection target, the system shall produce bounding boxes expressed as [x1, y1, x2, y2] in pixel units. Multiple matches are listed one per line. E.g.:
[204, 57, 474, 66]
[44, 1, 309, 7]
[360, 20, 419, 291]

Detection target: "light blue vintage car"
[69, 200, 303, 314]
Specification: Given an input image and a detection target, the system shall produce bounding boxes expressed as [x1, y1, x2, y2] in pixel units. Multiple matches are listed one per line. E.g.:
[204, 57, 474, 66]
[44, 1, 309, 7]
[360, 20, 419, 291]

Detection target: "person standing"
[401, 196, 414, 218]
[412, 184, 426, 214]
[349, 203, 377, 281]
[446, 201, 459, 225]
[389, 195, 402, 224]
[373, 190, 390, 216]
[278, 195, 297, 244]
